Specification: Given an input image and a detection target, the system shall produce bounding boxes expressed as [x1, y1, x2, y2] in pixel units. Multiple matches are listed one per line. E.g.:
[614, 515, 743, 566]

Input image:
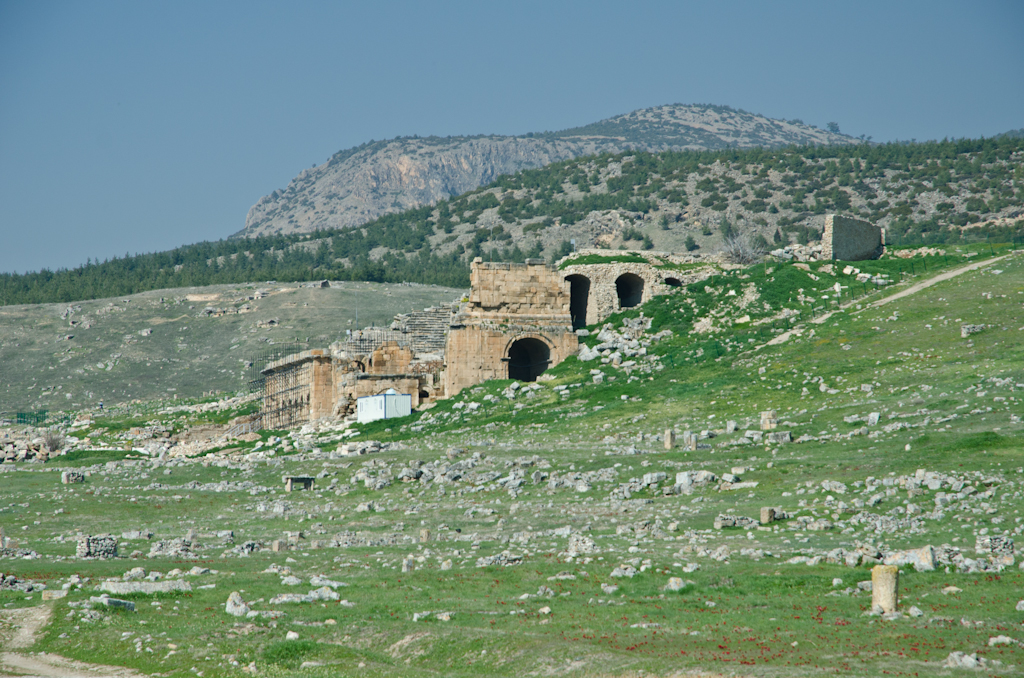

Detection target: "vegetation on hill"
[240, 103, 857, 237]
[2, 136, 1022, 306]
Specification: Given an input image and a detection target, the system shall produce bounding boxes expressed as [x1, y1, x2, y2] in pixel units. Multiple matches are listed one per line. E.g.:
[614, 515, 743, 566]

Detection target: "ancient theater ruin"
[443, 258, 579, 396]
[257, 250, 721, 428]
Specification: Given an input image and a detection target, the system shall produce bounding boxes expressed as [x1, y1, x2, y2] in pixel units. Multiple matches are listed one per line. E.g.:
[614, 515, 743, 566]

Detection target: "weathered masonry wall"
[444, 258, 577, 397]
[261, 349, 334, 429]
[560, 251, 719, 328]
[560, 261, 675, 327]
[822, 215, 882, 261]
[334, 341, 441, 409]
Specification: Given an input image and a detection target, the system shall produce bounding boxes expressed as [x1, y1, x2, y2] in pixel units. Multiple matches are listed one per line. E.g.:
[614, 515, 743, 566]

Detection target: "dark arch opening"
[507, 338, 551, 383]
[664, 277, 682, 287]
[615, 273, 644, 308]
[565, 274, 591, 330]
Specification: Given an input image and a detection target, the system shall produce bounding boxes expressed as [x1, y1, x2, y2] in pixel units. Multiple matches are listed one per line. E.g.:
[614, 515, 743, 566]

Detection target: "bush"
[44, 429, 65, 452]
[685, 235, 699, 251]
[621, 227, 644, 241]
[261, 640, 319, 668]
[721, 235, 765, 265]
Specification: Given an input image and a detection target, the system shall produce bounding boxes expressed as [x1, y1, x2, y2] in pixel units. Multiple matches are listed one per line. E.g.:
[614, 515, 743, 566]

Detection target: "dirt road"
[0, 606, 143, 678]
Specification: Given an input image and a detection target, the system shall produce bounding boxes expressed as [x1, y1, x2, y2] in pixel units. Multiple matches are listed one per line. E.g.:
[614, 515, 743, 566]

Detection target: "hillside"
[1, 246, 1022, 677]
[239, 104, 858, 237]
[3, 136, 1022, 307]
[0, 280, 463, 413]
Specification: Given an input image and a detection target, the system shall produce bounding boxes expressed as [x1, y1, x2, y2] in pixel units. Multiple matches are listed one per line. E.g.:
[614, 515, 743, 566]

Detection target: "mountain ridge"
[239, 104, 858, 238]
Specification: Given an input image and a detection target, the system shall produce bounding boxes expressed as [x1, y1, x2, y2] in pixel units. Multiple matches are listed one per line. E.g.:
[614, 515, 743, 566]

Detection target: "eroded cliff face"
[240, 104, 855, 238]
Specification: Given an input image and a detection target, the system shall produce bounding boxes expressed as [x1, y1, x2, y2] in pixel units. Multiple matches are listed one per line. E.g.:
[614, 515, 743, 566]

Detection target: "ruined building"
[444, 258, 578, 396]
[258, 309, 451, 430]
[258, 251, 712, 427]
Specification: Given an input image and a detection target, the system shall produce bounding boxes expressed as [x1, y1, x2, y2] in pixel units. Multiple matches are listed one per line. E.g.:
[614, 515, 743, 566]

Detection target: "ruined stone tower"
[443, 258, 578, 397]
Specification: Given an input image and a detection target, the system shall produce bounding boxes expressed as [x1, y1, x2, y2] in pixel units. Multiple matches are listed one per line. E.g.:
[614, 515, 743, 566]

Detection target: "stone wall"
[822, 215, 882, 261]
[76, 534, 118, 559]
[334, 341, 440, 409]
[560, 252, 718, 326]
[260, 350, 334, 429]
[444, 258, 577, 397]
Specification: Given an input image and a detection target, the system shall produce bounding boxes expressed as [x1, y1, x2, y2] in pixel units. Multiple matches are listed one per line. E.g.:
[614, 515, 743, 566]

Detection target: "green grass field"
[2, 246, 1023, 677]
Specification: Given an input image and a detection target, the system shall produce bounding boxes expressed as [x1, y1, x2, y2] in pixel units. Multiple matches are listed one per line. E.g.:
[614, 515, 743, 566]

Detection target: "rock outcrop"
[240, 104, 856, 237]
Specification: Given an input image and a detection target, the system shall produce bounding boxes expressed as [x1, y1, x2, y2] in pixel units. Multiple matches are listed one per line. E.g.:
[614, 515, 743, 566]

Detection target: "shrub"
[261, 640, 319, 668]
[721, 235, 765, 264]
[44, 429, 65, 452]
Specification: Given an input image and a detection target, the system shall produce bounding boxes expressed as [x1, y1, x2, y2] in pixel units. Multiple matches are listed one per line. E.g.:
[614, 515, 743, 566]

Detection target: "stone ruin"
[76, 534, 118, 559]
[443, 258, 579, 396]
[258, 253, 717, 427]
[559, 250, 716, 329]
[822, 215, 883, 261]
[772, 214, 884, 262]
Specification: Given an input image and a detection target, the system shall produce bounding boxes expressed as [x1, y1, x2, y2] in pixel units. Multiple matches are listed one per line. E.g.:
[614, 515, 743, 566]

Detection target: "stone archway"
[664, 277, 682, 287]
[615, 273, 644, 308]
[565, 274, 591, 330]
[507, 337, 551, 382]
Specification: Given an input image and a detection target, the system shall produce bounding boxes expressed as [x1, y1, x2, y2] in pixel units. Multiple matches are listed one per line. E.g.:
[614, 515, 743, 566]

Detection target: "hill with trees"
[2, 135, 1022, 306]
[239, 104, 858, 237]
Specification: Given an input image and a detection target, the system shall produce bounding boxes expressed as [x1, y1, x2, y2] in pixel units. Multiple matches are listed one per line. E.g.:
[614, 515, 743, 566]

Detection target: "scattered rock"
[225, 591, 250, 617]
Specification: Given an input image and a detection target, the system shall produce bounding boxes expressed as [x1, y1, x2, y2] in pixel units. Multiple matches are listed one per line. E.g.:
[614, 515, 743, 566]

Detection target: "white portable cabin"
[356, 388, 413, 424]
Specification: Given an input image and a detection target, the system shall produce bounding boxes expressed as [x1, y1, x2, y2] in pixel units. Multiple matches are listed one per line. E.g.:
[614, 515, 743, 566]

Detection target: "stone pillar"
[681, 431, 697, 451]
[664, 429, 676, 450]
[419, 528, 431, 543]
[401, 557, 415, 573]
[871, 565, 899, 613]
[759, 507, 776, 525]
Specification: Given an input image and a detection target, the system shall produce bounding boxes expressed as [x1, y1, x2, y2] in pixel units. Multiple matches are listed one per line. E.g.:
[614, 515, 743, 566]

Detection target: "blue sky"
[1, 1, 1021, 274]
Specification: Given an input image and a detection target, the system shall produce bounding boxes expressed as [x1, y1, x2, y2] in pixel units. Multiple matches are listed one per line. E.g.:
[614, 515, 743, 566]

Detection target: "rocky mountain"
[239, 104, 857, 238]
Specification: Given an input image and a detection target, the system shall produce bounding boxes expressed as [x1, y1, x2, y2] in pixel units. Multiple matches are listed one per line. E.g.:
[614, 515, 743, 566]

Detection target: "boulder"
[225, 591, 250, 617]
[884, 545, 935, 572]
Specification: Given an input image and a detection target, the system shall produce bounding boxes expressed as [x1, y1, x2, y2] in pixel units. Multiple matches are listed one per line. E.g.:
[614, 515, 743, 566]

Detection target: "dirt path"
[864, 252, 1013, 308]
[757, 251, 1016, 350]
[0, 606, 144, 678]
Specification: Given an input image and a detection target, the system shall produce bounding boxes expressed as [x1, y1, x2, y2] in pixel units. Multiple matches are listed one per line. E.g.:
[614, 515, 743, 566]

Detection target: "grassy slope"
[0, 281, 463, 413]
[2, 246, 1023, 677]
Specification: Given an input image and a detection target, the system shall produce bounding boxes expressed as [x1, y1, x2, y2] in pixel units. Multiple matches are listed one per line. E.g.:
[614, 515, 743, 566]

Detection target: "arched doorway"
[615, 273, 644, 308]
[507, 338, 551, 382]
[565, 274, 590, 330]
[664, 277, 682, 287]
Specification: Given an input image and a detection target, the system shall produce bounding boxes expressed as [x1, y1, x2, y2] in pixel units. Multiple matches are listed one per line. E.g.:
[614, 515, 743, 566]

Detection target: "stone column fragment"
[871, 565, 899, 613]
